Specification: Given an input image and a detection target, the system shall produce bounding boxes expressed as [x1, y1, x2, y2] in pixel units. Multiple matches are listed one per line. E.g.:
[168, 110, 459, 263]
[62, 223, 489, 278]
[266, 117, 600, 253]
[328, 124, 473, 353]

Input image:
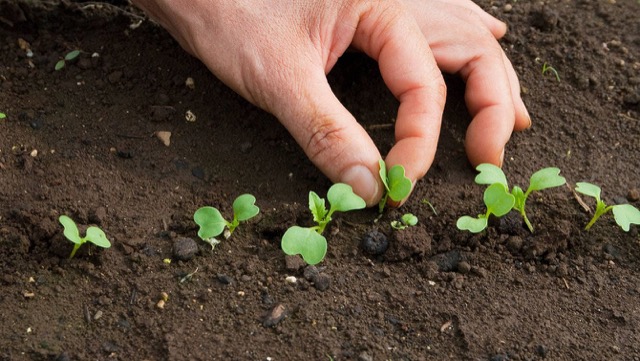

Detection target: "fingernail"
[525, 108, 532, 128]
[341, 165, 379, 206]
[499, 149, 505, 167]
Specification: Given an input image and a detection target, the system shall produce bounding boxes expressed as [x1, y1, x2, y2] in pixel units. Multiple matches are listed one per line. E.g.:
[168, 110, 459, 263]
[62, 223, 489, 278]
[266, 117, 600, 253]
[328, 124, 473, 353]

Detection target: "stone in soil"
[361, 230, 389, 256]
[172, 237, 198, 261]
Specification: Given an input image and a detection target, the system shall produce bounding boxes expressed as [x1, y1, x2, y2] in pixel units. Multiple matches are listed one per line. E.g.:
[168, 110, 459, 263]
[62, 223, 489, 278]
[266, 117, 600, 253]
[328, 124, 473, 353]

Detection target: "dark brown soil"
[1, 1, 639, 360]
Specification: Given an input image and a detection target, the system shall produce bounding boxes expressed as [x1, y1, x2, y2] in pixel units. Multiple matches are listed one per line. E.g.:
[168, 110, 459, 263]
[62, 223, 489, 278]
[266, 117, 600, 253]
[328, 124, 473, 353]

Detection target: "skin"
[131, 0, 530, 206]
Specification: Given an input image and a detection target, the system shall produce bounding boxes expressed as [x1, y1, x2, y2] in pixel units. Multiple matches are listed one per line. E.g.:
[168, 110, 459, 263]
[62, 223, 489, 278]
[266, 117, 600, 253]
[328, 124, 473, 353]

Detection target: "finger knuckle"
[305, 115, 348, 165]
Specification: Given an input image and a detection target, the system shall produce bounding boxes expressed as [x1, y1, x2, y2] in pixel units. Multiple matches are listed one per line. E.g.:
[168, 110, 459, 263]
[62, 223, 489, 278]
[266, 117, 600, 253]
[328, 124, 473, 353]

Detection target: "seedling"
[457, 183, 516, 233]
[542, 62, 560, 82]
[281, 183, 366, 265]
[391, 213, 418, 230]
[55, 50, 80, 70]
[0, 113, 6, 119]
[378, 159, 412, 213]
[193, 194, 259, 249]
[58, 215, 111, 259]
[421, 198, 438, 215]
[474, 163, 566, 232]
[575, 182, 640, 231]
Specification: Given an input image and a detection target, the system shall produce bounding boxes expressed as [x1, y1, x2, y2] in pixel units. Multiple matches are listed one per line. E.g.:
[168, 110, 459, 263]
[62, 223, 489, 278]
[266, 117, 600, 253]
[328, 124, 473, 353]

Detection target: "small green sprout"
[281, 183, 366, 265]
[58, 215, 111, 259]
[391, 213, 418, 230]
[0, 113, 6, 119]
[378, 159, 412, 213]
[194, 194, 259, 248]
[474, 163, 566, 232]
[575, 182, 640, 231]
[457, 183, 516, 233]
[542, 62, 560, 82]
[421, 199, 438, 215]
[55, 50, 81, 71]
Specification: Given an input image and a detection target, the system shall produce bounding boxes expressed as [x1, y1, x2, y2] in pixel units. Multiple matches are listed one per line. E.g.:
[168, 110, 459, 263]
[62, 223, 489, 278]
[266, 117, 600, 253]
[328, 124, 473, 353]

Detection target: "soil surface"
[1, 1, 639, 360]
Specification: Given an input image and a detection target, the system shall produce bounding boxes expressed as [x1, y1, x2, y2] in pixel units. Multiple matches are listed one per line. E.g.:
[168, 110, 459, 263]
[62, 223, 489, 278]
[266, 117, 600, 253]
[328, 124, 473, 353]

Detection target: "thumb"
[271, 67, 383, 206]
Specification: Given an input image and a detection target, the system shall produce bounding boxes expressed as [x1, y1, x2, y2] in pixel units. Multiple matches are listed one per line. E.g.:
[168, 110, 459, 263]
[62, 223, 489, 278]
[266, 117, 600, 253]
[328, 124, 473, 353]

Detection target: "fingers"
[436, 0, 507, 38]
[351, 1, 446, 184]
[458, 42, 530, 166]
[406, 1, 530, 167]
[272, 64, 384, 207]
[503, 52, 531, 132]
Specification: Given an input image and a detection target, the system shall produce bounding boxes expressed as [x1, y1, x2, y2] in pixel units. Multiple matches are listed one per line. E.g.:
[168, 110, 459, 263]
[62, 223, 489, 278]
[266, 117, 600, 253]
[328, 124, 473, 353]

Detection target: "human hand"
[131, 0, 529, 207]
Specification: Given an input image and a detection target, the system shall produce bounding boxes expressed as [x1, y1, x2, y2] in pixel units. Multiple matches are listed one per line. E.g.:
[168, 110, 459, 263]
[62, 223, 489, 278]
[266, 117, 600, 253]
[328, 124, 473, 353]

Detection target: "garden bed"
[1, 1, 639, 360]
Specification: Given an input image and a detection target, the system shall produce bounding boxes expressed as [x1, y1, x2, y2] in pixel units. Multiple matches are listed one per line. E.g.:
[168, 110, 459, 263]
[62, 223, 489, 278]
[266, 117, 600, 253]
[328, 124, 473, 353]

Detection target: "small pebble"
[172, 237, 198, 261]
[361, 230, 389, 256]
[285, 276, 297, 284]
[263, 303, 287, 327]
[155, 131, 171, 146]
[313, 273, 331, 291]
[503, 4, 512, 12]
[303, 266, 320, 281]
[185, 77, 195, 89]
[627, 188, 639, 202]
[156, 300, 165, 309]
[185, 110, 196, 122]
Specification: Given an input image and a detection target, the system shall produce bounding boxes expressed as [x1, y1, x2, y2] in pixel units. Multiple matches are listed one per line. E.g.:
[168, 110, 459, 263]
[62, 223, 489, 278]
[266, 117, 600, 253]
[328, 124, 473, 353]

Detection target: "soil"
[1, 1, 639, 360]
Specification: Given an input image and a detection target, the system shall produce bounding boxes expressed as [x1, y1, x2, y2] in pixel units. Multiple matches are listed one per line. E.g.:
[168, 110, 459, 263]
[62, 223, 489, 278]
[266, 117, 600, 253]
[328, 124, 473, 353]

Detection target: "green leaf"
[528, 167, 566, 192]
[612, 204, 640, 232]
[387, 165, 412, 201]
[233, 194, 259, 221]
[575, 182, 602, 201]
[456, 215, 488, 233]
[484, 183, 515, 217]
[511, 185, 525, 212]
[327, 183, 366, 213]
[281, 226, 328, 265]
[401, 213, 418, 226]
[378, 159, 388, 190]
[85, 226, 111, 248]
[54, 60, 65, 71]
[194, 207, 227, 240]
[0, 113, 6, 119]
[59, 215, 82, 244]
[475, 163, 508, 187]
[309, 191, 327, 223]
[65, 50, 81, 61]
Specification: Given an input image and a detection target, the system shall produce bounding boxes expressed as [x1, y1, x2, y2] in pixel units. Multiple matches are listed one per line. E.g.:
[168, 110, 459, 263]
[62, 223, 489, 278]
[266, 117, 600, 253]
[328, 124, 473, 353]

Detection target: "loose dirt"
[1, 1, 639, 360]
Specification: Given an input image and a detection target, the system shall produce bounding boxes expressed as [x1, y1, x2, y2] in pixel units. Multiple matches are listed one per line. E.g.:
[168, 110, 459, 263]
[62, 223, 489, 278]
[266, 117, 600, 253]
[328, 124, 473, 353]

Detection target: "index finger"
[351, 1, 446, 183]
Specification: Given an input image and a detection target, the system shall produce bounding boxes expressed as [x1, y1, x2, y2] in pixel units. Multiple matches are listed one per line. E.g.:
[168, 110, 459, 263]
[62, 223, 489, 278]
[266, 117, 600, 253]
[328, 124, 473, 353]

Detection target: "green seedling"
[575, 182, 640, 231]
[55, 50, 81, 71]
[0, 113, 6, 119]
[391, 213, 418, 230]
[542, 62, 560, 82]
[281, 183, 366, 265]
[378, 159, 412, 213]
[421, 199, 438, 215]
[194, 194, 259, 249]
[457, 183, 516, 233]
[58, 215, 111, 259]
[474, 163, 566, 232]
